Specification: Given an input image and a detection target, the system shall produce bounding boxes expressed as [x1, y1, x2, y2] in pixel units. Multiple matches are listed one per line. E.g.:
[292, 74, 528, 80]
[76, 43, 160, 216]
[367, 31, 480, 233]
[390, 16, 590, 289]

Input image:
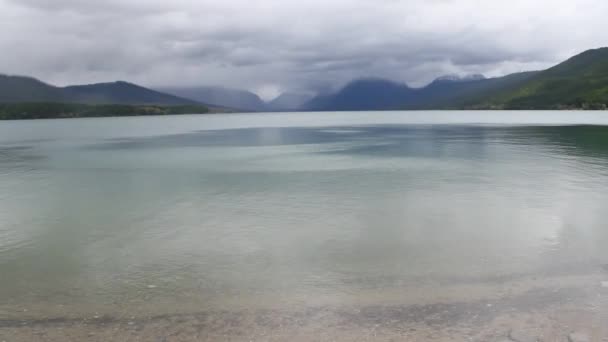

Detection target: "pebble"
[147, 285, 158, 289]
[601, 281, 608, 288]
[569, 332, 590, 342]
[509, 329, 538, 342]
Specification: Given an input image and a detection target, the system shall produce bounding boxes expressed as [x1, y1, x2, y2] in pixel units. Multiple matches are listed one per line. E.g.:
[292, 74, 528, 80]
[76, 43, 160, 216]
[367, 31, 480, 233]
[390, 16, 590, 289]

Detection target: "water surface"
[1, 111, 608, 320]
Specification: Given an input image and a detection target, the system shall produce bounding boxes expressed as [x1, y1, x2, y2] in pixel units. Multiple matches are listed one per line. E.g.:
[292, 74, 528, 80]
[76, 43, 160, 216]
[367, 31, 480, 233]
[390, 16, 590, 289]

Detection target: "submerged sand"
[1, 272, 608, 341]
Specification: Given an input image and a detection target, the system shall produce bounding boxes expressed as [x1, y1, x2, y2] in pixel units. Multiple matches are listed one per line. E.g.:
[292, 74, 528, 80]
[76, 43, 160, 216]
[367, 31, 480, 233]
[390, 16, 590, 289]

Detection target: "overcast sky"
[1, 0, 606, 99]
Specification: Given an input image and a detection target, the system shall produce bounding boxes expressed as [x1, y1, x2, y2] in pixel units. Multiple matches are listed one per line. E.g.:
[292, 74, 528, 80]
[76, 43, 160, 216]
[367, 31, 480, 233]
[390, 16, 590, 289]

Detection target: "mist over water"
[2, 111, 608, 319]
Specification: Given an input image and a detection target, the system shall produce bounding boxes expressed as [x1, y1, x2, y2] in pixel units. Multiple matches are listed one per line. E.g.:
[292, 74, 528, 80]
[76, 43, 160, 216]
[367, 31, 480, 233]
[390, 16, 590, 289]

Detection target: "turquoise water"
[1, 111, 608, 318]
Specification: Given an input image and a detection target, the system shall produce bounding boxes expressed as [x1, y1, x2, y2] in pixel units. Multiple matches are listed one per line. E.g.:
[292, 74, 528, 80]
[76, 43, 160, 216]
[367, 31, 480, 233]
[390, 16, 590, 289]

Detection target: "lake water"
[1, 111, 608, 338]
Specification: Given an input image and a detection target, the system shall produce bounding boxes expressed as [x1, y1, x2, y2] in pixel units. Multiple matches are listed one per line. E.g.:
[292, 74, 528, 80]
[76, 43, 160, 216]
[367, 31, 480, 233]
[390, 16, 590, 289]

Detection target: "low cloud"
[1, 0, 606, 95]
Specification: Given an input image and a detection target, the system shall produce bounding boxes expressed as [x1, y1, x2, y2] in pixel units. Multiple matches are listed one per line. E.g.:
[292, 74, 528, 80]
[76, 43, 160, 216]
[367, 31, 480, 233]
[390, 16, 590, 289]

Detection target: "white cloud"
[1, 0, 607, 95]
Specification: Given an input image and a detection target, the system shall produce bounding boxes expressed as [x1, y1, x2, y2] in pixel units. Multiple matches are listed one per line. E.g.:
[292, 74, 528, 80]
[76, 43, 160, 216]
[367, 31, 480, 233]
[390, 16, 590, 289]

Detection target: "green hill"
[64, 81, 198, 105]
[472, 48, 608, 109]
[0, 75, 65, 102]
[0, 75, 220, 119]
[0, 75, 198, 106]
[411, 71, 539, 109]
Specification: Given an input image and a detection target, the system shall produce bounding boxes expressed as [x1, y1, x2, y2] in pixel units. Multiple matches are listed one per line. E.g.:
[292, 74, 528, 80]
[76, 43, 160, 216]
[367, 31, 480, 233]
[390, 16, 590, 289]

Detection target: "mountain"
[301, 72, 539, 111]
[305, 78, 417, 111]
[0, 75, 65, 102]
[472, 47, 608, 109]
[63, 81, 197, 105]
[158, 86, 266, 111]
[266, 93, 314, 111]
[0, 75, 197, 106]
[303, 48, 608, 111]
[3, 47, 607, 112]
[411, 71, 538, 109]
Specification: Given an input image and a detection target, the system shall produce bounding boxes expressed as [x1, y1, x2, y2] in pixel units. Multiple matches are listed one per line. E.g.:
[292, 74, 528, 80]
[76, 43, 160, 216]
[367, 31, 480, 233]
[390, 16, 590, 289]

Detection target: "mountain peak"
[304, 78, 414, 111]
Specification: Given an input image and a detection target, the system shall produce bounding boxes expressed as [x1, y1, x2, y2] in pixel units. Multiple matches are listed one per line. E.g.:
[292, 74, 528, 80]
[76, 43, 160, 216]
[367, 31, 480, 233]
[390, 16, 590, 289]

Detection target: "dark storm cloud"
[1, 0, 606, 98]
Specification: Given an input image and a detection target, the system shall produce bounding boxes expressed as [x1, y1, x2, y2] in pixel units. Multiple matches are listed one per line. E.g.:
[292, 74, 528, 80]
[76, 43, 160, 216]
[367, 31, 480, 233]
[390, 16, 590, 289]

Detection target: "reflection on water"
[1, 113, 608, 320]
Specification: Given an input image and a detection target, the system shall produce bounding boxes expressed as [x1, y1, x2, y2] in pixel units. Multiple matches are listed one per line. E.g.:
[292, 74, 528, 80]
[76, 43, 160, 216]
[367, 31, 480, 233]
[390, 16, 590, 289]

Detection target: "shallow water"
[1, 111, 608, 322]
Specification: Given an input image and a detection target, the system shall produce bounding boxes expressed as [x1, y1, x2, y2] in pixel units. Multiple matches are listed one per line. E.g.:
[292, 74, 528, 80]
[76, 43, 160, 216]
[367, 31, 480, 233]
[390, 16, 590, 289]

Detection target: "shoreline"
[2, 272, 607, 341]
[1, 108, 607, 122]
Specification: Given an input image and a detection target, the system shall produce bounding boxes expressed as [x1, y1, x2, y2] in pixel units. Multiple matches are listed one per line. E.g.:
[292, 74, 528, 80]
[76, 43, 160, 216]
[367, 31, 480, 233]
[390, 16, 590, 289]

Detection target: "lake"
[1, 111, 608, 340]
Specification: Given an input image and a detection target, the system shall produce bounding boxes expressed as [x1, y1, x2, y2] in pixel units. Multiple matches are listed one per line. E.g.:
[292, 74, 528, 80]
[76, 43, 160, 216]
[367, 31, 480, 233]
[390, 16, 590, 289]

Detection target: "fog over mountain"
[267, 93, 314, 111]
[1, 0, 607, 98]
[158, 86, 267, 111]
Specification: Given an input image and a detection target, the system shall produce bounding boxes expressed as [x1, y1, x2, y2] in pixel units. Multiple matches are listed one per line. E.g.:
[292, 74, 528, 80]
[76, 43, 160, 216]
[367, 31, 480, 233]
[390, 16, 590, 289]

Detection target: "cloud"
[1, 0, 607, 95]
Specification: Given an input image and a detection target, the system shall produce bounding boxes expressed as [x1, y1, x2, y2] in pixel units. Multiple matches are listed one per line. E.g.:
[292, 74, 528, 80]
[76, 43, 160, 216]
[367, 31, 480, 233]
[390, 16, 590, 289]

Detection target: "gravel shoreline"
[2, 274, 607, 341]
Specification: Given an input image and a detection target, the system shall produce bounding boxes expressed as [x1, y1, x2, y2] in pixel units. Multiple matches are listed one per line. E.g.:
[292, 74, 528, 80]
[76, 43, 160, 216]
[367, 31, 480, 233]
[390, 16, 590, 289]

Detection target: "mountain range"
[0, 75, 312, 112]
[1, 47, 607, 115]
[302, 72, 539, 111]
[303, 47, 608, 111]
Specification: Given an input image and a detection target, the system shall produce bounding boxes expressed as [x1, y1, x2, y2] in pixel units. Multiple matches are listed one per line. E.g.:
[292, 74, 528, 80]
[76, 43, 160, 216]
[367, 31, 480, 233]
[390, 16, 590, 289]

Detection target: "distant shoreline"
[0, 103, 606, 121]
[0, 102, 234, 120]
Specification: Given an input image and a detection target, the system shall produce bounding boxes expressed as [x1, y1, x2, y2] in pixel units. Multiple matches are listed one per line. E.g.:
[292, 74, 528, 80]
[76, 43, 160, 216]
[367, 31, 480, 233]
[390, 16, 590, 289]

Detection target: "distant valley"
[157, 86, 313, 112]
